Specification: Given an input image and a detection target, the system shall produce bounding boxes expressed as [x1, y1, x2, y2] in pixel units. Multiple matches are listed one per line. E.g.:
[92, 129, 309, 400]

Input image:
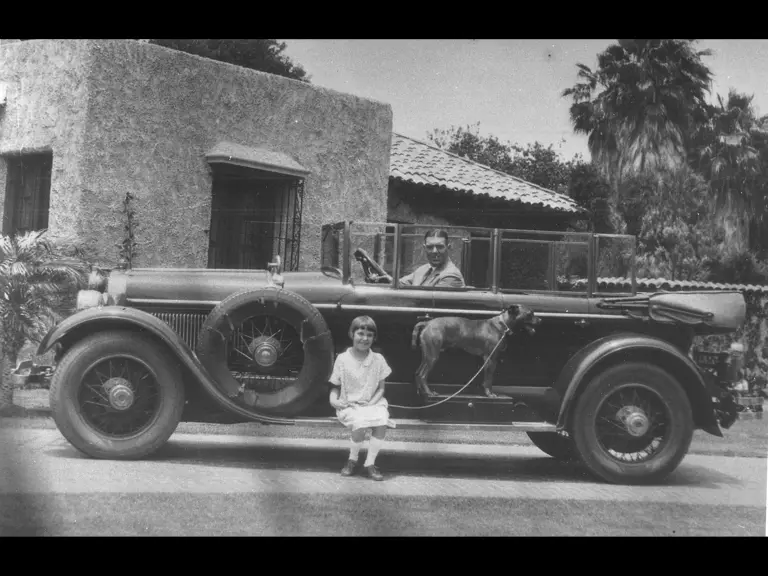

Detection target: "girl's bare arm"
[368, 379, 386, 405]
[329, 386, 345, 409]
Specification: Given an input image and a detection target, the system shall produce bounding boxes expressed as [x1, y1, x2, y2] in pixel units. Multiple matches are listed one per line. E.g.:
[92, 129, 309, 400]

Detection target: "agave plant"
[0, 230, 88, 416]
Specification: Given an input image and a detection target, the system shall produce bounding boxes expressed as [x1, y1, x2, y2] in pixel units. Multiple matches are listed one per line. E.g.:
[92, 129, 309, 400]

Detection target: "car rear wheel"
[570, 362, 693, 485]
[49, 331, 185, 460]
[196, 287, 334, 417]
[526, 431, 579, 462]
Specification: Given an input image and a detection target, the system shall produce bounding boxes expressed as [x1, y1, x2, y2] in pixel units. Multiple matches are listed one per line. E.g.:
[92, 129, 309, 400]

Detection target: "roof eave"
[389, 175, 586, 215]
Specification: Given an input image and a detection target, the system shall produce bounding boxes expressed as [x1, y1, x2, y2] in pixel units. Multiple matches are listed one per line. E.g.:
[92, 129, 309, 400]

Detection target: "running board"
[291, 417, 557, 432]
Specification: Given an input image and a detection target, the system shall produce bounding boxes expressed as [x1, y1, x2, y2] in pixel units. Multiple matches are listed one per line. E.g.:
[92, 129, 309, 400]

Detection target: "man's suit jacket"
[399, 260, 465, 288]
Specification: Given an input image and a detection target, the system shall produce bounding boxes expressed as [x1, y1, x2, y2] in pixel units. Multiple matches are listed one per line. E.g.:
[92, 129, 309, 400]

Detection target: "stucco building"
[0, 39, 583, 274]
[0, 39, 392, 271]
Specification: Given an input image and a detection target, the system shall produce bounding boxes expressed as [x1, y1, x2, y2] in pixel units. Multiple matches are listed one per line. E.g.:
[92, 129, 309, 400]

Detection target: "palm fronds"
[562, 39, 713, 185]
[694, 88, 767, 224]
[0, 229, 89, 357]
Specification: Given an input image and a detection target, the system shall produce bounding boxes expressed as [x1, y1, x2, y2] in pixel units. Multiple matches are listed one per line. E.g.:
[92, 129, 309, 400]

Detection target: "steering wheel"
[353, 248, 391, 284]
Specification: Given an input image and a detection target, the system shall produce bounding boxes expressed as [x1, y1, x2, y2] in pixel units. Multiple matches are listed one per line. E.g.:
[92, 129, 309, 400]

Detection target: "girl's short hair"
[349, 315, 378, 340]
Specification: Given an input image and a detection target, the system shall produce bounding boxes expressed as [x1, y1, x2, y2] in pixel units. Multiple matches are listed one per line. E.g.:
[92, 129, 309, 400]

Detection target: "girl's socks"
[365, 437, 383, 466]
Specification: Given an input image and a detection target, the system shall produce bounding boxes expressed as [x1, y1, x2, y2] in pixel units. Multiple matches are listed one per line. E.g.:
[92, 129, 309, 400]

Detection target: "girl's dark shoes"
[341, 459, 357, 476]
[364, 465, 383, 481]
[341, 460, 384, 481]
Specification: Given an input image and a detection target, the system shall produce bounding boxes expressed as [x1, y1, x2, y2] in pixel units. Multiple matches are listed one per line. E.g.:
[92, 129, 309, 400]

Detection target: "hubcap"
[249, 336, 281, 367]
[103, 377, 135, 411]
[617, 405, 650, 437]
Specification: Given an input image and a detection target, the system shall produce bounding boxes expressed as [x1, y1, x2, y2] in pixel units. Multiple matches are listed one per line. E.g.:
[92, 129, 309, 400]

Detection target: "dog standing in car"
[411, 304, 541, 398]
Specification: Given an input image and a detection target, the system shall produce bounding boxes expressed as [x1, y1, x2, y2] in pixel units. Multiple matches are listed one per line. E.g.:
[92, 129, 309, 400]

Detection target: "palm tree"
[694, 90, 768, 252]
[0, 230, 88, 416]
[562, 39, 713, 196]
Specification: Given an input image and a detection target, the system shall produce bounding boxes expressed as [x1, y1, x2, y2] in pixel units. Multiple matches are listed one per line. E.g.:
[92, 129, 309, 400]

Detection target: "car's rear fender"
[554, 332, 722, 437]
[37, 307, 300, 426]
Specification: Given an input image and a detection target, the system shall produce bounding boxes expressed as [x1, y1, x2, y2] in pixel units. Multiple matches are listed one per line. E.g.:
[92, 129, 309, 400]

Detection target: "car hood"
[110, 268, 349, 307]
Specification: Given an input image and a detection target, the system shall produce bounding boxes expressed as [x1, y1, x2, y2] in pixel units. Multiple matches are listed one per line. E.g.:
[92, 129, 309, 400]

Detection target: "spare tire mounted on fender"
[196, 288, 334, 417]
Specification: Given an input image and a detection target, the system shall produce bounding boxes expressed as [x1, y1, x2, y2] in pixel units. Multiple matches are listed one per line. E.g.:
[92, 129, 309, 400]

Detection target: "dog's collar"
[492, 315, 512, 337]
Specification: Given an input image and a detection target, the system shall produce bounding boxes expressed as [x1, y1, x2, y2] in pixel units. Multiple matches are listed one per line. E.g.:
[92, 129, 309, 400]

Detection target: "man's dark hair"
[424, 229, 450, 243]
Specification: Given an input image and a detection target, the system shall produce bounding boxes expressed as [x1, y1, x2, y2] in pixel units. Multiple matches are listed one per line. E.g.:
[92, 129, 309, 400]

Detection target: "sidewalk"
[11, 389, 52, 418]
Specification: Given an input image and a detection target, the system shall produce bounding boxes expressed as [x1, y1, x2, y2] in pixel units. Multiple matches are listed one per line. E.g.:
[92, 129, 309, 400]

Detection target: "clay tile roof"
[389, 132, 585, 215]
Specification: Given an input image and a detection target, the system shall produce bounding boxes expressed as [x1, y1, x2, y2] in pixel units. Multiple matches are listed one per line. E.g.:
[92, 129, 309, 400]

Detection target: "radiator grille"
[153, 312, 207, 349]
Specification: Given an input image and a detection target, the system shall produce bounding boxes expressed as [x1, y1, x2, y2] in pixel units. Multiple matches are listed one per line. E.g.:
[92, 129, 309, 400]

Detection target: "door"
[333, 223, 435, 386]
[425, 228, 504, 387]
[495, 232, 596, 389]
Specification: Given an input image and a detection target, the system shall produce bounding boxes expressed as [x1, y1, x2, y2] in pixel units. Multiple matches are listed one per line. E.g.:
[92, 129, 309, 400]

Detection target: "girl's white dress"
[330, 348, 396, 430]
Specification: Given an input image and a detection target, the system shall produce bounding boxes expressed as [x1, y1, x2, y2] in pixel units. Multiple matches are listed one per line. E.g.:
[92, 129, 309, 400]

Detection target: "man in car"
[381, 229, 465, 288]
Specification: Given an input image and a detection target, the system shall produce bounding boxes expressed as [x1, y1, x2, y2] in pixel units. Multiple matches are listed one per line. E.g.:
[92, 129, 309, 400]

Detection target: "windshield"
[322, 222, 636, 294]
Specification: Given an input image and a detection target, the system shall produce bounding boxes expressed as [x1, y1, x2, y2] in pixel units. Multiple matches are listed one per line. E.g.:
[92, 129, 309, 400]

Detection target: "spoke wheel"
[49, 331, 185, 460]
[571, 362, 693, 485]
[594, 385, 668, 464]
[196, 288, 334, 416]
[226, 313, 305, 394]
[78, 356, 162, 438]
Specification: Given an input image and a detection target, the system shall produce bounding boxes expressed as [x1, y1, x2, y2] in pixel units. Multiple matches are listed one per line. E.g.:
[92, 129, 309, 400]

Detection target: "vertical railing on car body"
[592, 234, 638, 297]
[491, 228, 500, 293]
[587, 234, 595, 298]
[393, 224, 402, 290]
[342, 221, 351, 284]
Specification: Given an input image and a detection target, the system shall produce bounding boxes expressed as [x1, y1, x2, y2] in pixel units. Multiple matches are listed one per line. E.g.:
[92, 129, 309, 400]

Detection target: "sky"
[280, 39, 768, 162]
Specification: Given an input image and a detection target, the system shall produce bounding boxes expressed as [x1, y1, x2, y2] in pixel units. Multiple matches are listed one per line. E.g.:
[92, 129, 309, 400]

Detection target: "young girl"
[329, 315, 394, 481]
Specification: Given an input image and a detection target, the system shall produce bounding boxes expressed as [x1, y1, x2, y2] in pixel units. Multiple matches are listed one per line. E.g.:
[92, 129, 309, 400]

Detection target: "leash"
[388, 324, 510, 410]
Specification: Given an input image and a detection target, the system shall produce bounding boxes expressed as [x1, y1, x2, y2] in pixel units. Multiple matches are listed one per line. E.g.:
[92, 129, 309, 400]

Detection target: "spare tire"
[196, 287, 334, 417]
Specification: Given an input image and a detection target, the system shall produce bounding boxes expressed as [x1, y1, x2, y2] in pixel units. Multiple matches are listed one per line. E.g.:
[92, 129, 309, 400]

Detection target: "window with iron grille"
[207, 164, 304, 271]
[2, 152, 52, 236]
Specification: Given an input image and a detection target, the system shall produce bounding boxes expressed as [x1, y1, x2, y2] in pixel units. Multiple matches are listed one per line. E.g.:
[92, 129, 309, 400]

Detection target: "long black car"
[36, 221, 747, 485]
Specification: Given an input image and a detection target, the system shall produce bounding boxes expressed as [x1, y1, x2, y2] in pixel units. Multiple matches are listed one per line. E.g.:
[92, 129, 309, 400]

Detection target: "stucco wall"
[76, 40, 392, 269]
[0, 40, 91, 241]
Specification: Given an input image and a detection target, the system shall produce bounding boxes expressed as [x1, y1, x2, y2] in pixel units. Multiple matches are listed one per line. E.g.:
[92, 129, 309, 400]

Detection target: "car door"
[329, 223, 435, 402]
[424, 230, 504, 388]
[494, 231, 596, 390]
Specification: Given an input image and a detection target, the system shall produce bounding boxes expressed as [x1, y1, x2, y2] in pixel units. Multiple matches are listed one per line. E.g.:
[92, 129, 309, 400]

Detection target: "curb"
[21, 408, 53, 419]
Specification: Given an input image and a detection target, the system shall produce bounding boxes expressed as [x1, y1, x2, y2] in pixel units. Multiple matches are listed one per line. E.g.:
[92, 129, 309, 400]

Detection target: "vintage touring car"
[35, 222, 747, 485]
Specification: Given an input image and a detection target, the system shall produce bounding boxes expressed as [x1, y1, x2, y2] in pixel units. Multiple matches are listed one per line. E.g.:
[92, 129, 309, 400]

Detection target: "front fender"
[554, 332, 721, 437]
[38, 306, 299, 426]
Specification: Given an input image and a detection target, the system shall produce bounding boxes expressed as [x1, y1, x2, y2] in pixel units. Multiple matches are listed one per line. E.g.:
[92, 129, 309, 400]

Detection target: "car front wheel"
[570, 362, 693, 485]
[49, 331, 185, 460]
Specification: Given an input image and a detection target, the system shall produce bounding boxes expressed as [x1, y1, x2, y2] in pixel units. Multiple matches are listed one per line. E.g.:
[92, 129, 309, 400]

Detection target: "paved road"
[1, 428, 765, 536]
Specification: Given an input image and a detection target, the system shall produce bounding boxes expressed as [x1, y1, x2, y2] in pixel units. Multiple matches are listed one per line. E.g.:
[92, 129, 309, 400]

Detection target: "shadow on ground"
[44, 436, 741, 489]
